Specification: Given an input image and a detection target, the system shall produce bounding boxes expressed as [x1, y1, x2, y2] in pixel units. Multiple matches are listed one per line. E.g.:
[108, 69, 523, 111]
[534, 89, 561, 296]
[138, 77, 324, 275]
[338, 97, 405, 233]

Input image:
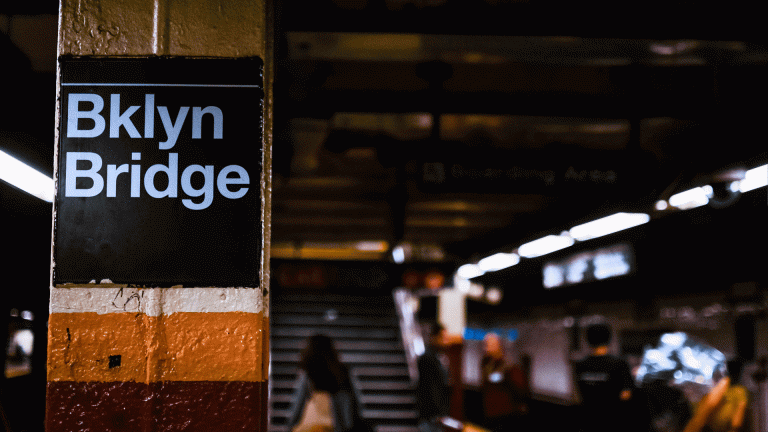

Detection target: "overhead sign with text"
[54, 58, 263, 286]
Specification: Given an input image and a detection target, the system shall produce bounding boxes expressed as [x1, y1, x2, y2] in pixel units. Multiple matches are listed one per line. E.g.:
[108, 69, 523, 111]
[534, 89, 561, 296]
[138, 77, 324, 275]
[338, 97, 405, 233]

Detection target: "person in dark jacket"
[289, 334, 372, 432]
[480, 332, 530, 432]
[573, 323, 635, 432]
[416, 322, 450, 432]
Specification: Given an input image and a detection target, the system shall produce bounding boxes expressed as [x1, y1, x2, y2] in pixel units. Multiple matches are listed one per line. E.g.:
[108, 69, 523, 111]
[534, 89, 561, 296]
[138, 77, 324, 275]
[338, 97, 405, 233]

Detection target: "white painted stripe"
[50, 287, 263, 316]
[61, 83, 261, 88]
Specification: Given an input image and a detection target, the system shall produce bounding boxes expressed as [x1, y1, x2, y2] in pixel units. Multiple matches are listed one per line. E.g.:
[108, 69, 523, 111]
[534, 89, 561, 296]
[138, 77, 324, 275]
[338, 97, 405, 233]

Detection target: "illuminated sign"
[54, 58, 263, 286]
[542, 243, 634, 289]
[463, 327, 518, 342]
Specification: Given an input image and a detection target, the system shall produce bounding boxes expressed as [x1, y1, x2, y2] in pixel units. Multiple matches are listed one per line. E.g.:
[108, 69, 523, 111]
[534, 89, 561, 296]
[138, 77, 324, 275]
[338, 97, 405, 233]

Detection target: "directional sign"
[54, 58, 263, 286]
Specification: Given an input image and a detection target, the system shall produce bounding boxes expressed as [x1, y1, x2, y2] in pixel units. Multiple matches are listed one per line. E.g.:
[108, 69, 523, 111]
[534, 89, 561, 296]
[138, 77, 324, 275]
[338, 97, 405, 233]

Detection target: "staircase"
[269, 293, 419, 432]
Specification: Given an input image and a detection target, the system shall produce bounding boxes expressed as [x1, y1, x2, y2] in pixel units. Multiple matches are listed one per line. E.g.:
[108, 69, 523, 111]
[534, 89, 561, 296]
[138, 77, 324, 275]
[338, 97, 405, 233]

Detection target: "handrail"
[393, 287, 424, 384]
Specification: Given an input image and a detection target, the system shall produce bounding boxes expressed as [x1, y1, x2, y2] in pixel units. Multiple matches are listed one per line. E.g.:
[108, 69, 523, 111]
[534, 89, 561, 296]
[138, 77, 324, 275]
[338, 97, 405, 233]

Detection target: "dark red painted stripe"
[46, 381, 268, 432]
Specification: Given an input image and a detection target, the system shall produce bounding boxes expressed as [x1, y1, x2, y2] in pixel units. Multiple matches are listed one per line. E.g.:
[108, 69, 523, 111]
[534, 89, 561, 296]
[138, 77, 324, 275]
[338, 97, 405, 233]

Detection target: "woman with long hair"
[290, 334, 371, 432]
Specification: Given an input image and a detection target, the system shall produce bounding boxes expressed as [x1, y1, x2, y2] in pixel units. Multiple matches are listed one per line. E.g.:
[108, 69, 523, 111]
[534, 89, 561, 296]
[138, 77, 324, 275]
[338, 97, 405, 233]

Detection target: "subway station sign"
[54, 58, 263, 286]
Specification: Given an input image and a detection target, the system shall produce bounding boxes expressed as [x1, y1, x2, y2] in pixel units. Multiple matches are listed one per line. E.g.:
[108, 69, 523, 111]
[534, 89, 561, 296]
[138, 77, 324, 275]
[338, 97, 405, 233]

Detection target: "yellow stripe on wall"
[48, 311, 265, 383]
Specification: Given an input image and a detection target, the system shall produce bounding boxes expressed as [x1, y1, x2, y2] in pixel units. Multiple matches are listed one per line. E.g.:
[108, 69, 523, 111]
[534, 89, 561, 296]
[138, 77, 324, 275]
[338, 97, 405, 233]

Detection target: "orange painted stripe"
[48, 311, 265, 383]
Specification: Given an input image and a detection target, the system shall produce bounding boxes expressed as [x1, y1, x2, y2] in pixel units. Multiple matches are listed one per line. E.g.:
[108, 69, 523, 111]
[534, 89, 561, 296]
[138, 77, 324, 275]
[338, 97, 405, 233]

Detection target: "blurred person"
[289, 334, 373, 432]
[641, 378, 692, 432]
[480, 332, 529, 432]
[573, 323, 635, 432]
[685, 360, 750, 432]
[416, 322, 450, 432]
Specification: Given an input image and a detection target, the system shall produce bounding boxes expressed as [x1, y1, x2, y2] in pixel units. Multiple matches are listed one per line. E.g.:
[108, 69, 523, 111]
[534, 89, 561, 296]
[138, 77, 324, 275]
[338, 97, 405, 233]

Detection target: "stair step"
[271, 315, 398, 327]
[270, 394, 416, 408]
[360, 395, 416, 404]
[272, 352, 406, 364]
[270, 303, 395, 316]
[362, 410, 419, 420]
[269, 394, 294, 403]
[358, 381, 414, 391]
[270, 378, 299, 390]
[271, 327, 399, 340]
[273, 294, 394, 305]
[272, 339, 403, 351]
[269, 368, 412, 385]
[270, 365, 298, 375]
[270, 409, 292, 418]
[269, 293, 417, 431]
[375, 427, 419, 432]
[351, 366, 410, 377]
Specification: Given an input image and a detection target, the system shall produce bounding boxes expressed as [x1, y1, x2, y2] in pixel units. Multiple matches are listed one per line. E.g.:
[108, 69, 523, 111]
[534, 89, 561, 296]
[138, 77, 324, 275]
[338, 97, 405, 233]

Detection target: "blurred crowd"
[288, 324, 751, 432]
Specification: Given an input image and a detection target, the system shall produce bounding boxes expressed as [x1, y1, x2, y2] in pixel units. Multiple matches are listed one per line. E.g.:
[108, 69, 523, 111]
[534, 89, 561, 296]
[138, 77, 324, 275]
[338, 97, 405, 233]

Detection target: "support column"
[48, 1, 271, 431]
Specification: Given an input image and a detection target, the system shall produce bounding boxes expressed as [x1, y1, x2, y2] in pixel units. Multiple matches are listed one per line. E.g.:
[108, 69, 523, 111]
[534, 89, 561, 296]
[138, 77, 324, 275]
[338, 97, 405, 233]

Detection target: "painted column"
[48, 1, 271, 431]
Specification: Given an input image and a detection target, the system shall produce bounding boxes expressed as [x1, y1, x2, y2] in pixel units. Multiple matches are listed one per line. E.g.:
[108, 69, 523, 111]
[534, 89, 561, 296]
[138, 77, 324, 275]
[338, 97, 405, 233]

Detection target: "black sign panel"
[54, 57, 263, 286]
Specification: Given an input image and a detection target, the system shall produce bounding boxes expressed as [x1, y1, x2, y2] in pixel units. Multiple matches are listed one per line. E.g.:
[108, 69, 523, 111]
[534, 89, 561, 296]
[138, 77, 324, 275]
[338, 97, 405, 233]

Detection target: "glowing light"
[468, 282, 484, 299]
[669, 186, 710, 210]
[455, 277, 471, 293]
[566, 257, 587, 284]
[485, 286, 503, 304]
[543, 264, 564, 289]
[356, 241, 388, 252]
[489, 371, 503, 383]
[457, 263, 484, 279]
[655, 200, 668, 211]
[392, 245, 405, 264]
[13, 330, 34, 356]
[593, 252, 631, 280]
[413, 338, 425, 356]
[518, 234, 574, 258]
[681, 347, 702, 369]
[740, 164, 767, 192]
[569, 213, 650, 241]
[478, 252, 520, 272]
[441, 418, 463, 430]
[661, 332, 686, 348]
[0, 150, 54, 202]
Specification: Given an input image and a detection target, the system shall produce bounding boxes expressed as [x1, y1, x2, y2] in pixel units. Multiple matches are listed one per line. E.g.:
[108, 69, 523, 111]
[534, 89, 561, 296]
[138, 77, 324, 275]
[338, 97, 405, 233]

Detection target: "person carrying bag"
[289, 335, 373, 432]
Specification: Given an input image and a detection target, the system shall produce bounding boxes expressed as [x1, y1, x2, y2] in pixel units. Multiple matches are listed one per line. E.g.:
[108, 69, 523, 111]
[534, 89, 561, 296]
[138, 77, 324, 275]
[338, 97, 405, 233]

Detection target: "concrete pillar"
[48, 1, 271, 430]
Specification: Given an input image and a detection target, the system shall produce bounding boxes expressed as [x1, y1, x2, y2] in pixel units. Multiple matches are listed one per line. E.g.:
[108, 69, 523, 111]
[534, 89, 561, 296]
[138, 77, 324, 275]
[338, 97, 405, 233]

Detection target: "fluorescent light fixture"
[518, 234, 574, 258]
[569, 212, 650, 241]
[356, 241, 388, 252]
[478, 252, 520, 272]
[668, 186, 710, 210]
[0, 150, 54, 202]
[740, 164, 767, 192]
[457, 263, 484, 279]
[468, 282, 484, 299]
[455, 277, 471, 293]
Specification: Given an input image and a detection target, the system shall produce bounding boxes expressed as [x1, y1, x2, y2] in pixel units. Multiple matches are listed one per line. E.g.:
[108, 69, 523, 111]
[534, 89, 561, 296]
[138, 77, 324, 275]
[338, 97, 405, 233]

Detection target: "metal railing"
[393, 287, 425, 384]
